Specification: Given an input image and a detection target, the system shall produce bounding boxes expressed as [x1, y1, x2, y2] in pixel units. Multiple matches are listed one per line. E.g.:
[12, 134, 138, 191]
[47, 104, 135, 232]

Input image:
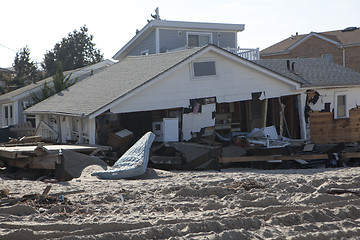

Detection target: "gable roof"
[112, 19, 245, 60]
[253, 58, 360, 87]
[25, 48, 203, 117]
[261, 27, 360, 55]
[0, 60, 114, 103]
[25, 45, 302, 119]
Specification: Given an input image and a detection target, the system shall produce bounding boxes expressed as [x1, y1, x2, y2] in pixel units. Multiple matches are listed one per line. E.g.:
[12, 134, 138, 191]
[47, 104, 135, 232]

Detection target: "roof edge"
[112, 19, 245, 60]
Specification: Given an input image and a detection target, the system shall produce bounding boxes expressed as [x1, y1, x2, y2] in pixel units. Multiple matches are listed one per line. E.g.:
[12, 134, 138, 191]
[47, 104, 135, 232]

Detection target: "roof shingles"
[25, 48, 202, 117]
[253, 58, 360, 87]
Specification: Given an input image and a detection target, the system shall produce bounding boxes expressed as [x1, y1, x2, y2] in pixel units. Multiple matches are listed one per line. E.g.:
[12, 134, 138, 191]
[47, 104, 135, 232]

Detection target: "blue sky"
[1, 0, 359, 68]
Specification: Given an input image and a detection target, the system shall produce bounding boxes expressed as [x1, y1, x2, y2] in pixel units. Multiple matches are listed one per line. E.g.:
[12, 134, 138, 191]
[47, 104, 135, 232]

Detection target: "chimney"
[291, 62, 295, 72]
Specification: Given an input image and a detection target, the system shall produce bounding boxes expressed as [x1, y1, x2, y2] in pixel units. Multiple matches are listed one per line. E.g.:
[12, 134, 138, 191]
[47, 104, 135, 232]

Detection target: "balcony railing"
[225, 47, 260, 60]
[167, 46, 260, 60]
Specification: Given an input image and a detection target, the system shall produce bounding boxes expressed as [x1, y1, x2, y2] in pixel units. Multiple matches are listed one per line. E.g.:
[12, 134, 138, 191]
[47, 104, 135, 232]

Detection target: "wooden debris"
[220, 153, 329, 163]
[0, 187, 85, 207]
[0, 188, 10, 198]
[325, 188, 360, 197]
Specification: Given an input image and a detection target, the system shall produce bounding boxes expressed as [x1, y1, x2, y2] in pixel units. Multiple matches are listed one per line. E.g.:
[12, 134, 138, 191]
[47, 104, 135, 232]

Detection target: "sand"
[1, 166, 360, 239]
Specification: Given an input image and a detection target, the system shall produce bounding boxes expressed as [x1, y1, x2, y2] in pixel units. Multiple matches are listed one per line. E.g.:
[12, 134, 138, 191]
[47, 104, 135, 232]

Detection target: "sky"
[1, 0, 359, 68]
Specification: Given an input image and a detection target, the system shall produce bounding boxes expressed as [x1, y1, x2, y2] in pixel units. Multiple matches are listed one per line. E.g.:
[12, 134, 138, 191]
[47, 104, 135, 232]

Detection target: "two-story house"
[113, 19, 259, 61]
[260, 27, 360, 73]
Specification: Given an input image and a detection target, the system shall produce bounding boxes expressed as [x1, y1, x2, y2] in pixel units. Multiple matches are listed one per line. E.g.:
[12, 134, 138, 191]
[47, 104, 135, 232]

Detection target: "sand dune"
[1, 166, 360, 239]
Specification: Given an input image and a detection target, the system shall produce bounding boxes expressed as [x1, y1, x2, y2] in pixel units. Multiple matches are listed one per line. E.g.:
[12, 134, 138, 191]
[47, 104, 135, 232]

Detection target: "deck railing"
[225, 47, 260, 60]
[168, 46, 260, 60]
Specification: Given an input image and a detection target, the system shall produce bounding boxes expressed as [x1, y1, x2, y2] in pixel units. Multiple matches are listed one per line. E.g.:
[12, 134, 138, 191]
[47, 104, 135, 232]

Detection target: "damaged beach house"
[4, 18, 360, 174]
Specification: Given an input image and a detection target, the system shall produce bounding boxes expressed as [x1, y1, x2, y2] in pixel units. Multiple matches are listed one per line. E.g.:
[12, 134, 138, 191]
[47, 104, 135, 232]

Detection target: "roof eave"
[24, 109, 84, 117]
[152, 20, 245, 31]
[112, 20, 245, 60]
[260, 50, 290, 57]
[300, 83, 360, 89]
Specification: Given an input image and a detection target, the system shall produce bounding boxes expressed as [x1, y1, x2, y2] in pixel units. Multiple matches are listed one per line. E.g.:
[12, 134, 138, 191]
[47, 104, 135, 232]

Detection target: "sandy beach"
[1, 166, 360, 239]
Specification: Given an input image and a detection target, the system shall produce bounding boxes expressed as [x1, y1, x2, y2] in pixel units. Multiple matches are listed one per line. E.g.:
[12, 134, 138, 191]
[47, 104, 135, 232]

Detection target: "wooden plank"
[5, 155, 60, 170]
[220, 154, 329, 163]
[0, 145, 99, 159]
[343, 152, 360, 158]
[10, 127, 36, 132]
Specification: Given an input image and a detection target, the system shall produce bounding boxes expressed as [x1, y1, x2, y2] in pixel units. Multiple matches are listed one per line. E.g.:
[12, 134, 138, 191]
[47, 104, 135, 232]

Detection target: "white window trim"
[186, 32, 213, 47]
[191, 59, 218, 80]
[334, 92, 348, 119]
[2, 103, 14, 127]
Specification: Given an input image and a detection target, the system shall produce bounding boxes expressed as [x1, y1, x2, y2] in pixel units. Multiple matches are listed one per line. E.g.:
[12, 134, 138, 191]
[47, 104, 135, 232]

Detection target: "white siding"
[111, 51, 296, 114]
[306, 87, 360, 118]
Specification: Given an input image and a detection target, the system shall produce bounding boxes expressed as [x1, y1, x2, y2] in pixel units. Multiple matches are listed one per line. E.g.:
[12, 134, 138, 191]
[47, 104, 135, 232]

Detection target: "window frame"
[2, 103, 14, 127]
[191, 59, 217, 79]
[322, 54, 333, 61]
[334, 93, 348, 119]
[186, 32, 212, 47]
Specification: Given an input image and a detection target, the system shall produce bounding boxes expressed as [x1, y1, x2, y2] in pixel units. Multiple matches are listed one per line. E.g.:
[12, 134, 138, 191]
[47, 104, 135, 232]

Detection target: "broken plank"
[220, 154, 329, 163]
[5, 155, 60, 170]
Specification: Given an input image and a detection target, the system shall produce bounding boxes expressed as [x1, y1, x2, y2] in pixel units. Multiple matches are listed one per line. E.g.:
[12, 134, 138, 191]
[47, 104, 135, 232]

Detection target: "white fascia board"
[288, 32, 341, 51]
[152, 20, 244, 32]
[342, 42, 360, 48]
[24, 110, 83, 117]
[298, 84, 360, 91]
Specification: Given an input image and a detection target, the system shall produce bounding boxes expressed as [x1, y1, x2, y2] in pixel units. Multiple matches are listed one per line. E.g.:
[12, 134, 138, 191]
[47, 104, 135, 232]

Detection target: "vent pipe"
[286, 60, 290, 70]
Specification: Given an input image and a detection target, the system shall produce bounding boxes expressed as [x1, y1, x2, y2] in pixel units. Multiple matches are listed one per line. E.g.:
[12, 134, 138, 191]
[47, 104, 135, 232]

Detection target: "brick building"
[260, 27, 360, 73]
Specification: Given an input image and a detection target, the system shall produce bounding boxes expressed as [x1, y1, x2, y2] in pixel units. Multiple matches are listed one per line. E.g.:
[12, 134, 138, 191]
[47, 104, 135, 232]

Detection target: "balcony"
[225, 47, 260, 60]
[167, 46, 260, 61]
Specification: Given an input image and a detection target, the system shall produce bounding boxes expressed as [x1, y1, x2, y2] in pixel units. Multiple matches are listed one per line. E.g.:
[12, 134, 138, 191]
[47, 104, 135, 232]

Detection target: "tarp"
[92, 132, 155, 179]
